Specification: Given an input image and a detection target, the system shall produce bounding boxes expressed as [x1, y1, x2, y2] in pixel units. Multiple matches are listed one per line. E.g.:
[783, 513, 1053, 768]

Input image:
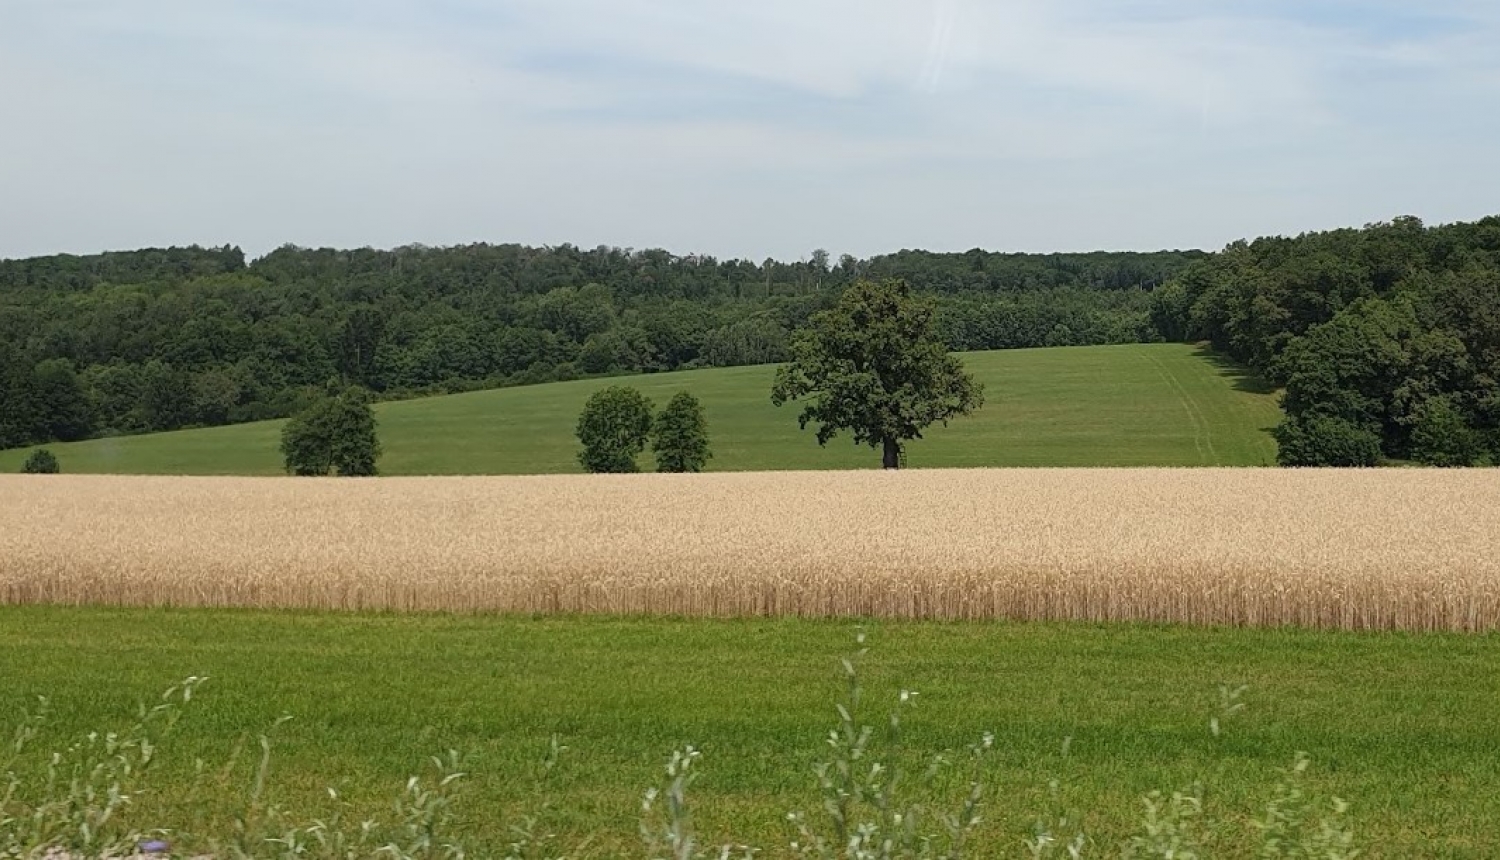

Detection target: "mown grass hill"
[0, 343, 1280, 474]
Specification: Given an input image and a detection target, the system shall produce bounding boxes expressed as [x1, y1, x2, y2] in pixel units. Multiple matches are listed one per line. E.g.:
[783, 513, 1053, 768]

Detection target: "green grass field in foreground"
[0, 343, 1281, 474]
[0, 608, 1494, 857]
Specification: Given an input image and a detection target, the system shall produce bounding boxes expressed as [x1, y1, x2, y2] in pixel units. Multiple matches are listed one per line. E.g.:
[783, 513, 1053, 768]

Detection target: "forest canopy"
[3, 214, 1497, 467]
[0, 242, 1192, 448]
[1149, 215, 1500, 465]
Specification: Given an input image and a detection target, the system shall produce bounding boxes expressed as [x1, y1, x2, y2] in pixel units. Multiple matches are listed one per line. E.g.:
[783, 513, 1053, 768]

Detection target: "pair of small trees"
[280, 388, 382, 476]
[576, 389, 710, 473]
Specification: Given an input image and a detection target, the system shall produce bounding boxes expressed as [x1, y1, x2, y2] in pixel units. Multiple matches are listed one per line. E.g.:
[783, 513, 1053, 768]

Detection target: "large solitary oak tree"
[771, 278, 983, 469]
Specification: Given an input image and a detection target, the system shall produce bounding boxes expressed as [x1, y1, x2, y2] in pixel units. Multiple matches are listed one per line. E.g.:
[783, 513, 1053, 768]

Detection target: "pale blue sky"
[2, 0, 1497, 261]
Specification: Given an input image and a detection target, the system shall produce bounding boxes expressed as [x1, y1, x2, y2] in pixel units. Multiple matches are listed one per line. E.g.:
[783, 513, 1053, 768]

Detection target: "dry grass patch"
[2, 469, 1497, 630]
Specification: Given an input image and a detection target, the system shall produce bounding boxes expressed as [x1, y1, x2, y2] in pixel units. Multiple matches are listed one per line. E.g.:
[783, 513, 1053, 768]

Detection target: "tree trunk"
[882, 436, 901, 470]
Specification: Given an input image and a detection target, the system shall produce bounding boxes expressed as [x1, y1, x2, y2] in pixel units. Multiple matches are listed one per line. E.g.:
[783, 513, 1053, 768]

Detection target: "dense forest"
[1150, 215, 1500, 465]
[3, 216, 1498, 466]
[0, 243, 1193, 448]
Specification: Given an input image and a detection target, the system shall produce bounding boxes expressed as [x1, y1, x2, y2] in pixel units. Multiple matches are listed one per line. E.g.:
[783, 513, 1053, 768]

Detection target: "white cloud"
[0, 0, 1497, 260]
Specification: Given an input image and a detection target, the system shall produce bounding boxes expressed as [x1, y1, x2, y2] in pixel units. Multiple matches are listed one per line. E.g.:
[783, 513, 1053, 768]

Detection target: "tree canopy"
[1150, 216, 1500, 465]
[576, 386, 655, 473]
[0, 242, 1187, 450]
[651, 391, 711, 473]
[771, 279, 984, 469]
[21, 448, 59, 474]
[280, 388, 382, 476]
[4, 217, 1499, 469]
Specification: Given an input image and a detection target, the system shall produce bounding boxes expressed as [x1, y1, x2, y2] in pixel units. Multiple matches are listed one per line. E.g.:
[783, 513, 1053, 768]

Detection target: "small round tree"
[21, 448, 59, 474]
[280, 388, 382, 476]
[324, 388, 381, 476]
[576, 386, 654, 473]
[281, 407, 333, 476]
[652, 391, 711, 473]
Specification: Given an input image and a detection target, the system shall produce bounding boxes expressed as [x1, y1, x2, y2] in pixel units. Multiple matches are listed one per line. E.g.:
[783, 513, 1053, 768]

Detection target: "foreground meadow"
[0, 344, 1281, 474]
[3, 469, 1498, 630]
[1, 609, 1496, 858]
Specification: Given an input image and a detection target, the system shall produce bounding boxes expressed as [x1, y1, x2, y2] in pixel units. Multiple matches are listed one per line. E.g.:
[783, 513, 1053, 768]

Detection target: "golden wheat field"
[2, 470, 1499, 631]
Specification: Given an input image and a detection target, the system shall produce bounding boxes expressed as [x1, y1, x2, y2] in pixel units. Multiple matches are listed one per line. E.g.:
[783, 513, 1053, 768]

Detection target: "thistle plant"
[208, 728, 469, 860]
[784, 631, 992, 860]
[1254, 754, 1359, 860]
[0, 676, 205, 860]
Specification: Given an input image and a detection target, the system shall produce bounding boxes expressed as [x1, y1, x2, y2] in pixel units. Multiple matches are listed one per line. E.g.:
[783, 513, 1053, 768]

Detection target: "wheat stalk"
[2, 470, 1496, 631]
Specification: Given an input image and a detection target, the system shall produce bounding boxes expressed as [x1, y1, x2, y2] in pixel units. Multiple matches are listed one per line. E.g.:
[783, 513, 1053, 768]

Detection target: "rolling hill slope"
[0, 344, 1281, 474]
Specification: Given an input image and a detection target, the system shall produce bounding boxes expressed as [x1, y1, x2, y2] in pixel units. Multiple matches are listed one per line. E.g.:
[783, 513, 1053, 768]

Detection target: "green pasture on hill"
[0, 343, 1281, 475]
[0, 608, 1494, 857]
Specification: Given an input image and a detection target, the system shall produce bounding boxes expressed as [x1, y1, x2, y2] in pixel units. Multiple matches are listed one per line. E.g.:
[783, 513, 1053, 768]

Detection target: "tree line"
[0, 243, 1190, 450]
[1149, 215, 1500, 465]
[7, 216, 1498, 468]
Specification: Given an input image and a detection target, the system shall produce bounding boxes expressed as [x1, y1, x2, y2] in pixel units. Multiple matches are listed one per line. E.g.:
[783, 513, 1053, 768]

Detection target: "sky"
[2, 0, 1498, 263]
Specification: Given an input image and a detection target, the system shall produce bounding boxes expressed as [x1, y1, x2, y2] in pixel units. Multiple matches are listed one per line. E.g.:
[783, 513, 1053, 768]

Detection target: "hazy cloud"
[1, 0, 1497, 261]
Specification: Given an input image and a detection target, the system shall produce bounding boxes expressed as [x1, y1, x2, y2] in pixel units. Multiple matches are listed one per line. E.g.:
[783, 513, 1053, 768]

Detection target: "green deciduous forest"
[3, 214, 1498, 466]
[0, 243, 1191, 448]
[1150, 215, 1500, 465]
